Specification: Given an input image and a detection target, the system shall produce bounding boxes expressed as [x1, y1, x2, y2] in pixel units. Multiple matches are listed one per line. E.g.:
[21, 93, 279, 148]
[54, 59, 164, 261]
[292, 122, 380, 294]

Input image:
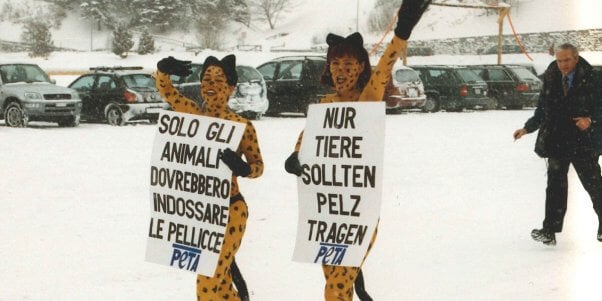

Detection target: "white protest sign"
[146, 110, 245, 276]
[293, 102, 385, 267]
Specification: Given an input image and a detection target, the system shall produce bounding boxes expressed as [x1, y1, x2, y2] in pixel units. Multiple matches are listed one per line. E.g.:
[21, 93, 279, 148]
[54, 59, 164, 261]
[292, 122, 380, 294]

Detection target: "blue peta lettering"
[170, 243, 201, 272]
[313, 243, 347, 265]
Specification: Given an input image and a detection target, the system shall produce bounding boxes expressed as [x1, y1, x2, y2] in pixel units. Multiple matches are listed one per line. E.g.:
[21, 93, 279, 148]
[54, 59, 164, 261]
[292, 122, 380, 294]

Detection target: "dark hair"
[201, 55, 238, 86]
[320, 32, 372, 90]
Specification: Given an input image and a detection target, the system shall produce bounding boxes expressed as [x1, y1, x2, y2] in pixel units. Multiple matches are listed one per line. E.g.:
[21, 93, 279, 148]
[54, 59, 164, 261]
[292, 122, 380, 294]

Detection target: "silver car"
[0, 63, 81, 127]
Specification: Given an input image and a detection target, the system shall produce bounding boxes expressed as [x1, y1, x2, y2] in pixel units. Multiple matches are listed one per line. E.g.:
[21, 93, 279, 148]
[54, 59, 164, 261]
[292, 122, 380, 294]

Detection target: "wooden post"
[497, 7, 510, 65]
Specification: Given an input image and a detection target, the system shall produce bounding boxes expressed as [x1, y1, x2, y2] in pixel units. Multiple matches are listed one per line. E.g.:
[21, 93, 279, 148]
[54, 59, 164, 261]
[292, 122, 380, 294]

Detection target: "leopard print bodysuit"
[156, 68, 263, 301]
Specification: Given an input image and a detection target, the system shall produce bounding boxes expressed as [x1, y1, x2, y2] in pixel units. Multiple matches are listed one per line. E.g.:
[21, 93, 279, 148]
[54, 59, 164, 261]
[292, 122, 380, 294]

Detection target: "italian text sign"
[293, 102, 385, 266]
[146, 111, 244, 276]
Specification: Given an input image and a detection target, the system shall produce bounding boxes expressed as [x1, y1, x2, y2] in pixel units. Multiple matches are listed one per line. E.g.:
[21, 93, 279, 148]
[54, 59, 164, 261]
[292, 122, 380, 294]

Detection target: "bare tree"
[250, 0, 295, 30]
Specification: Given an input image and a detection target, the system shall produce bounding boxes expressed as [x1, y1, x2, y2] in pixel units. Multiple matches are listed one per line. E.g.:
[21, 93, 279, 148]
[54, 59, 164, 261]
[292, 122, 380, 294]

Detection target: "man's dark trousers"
[545, 155, 602, 232]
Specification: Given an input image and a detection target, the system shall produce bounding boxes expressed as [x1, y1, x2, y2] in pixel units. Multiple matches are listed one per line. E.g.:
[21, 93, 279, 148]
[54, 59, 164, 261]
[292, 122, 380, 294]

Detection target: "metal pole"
[90, 19, 93, 51]
[356, 0, 359, 32]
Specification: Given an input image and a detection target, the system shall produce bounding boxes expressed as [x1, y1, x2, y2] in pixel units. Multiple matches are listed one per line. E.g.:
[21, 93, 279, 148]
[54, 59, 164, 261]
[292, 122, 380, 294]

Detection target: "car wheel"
[58, 115, 80, 127]
[422, 95, 439, 113]
[106, 106, 125, 126]
[5, 102, 28, 127]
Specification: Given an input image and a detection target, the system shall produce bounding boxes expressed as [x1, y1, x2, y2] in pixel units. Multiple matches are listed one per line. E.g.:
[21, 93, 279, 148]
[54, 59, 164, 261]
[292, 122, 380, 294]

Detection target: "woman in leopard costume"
[156, 54, 263, 301]
[285, 1, 431, 300]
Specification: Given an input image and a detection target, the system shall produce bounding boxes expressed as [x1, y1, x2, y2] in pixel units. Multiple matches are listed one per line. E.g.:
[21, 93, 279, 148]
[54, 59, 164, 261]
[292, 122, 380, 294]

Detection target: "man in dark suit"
[514, 43, 602, 245]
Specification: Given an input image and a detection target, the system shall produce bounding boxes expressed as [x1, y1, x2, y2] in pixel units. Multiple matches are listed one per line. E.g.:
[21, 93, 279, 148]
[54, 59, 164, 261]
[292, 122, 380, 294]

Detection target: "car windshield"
[395, 69, 420, 82]
[512, 67, 539, 81]
[122, 74, 155, 88]
[237, 66, 262, 83]
[456, 69, 483, 82]
[0, 64, 51, 84]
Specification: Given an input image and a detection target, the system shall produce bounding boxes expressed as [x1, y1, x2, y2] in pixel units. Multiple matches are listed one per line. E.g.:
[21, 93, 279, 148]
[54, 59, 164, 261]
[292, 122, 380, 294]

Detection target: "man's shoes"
[598, 225, 602, 242]
[531, 228, 556, 246]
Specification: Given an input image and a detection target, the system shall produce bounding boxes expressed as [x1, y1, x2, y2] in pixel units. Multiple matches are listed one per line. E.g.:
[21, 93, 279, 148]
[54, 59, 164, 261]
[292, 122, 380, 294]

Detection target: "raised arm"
[360, 0, 431, 102]
[155, 56, 202, 114]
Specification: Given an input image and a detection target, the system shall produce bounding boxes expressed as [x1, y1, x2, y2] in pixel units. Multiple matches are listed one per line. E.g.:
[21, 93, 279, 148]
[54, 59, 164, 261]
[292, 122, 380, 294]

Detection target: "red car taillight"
[124, 90, 137, 103]
[459, 85, 468, 97]
[516, 83, 529, 92]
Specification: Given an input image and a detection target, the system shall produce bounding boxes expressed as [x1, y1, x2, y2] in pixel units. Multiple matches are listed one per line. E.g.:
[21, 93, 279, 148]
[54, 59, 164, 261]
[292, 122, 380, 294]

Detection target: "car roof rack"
[89, 66, 144, 72]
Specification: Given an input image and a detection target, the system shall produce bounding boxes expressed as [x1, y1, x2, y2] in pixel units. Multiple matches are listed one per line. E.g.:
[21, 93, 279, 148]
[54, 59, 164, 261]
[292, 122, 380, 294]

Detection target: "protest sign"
[293, 102, 385, 266]
[146, 110, 245, 276]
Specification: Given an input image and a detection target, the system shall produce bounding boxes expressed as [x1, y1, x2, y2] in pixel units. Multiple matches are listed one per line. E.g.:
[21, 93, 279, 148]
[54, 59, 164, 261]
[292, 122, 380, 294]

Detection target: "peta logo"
[170, 244, 201, 272]
[314, 243, 347, 265]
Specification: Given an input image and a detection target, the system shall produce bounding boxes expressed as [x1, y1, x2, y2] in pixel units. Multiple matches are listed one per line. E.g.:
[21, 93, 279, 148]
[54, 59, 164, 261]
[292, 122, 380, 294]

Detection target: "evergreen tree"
[231, 0, 250, 26]
[136, 0, 185, 31]
[137, 28, 155, 54]
[21, 20, 54, 58]
[111, 23, 134, 58]
[80, 0, 114, 29]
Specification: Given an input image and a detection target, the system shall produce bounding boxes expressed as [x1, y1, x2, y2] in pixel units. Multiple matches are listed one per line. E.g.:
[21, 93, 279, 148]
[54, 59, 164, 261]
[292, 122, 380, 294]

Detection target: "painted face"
[329, 55, 364, 94]
[201, 65, 235, 108]
[555, 49, 578, 75]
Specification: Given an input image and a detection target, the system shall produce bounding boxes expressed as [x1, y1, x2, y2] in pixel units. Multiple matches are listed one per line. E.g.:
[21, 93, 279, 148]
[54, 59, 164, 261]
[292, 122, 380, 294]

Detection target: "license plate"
[474, 88, 481, 95]
[56, 103, 67, 107]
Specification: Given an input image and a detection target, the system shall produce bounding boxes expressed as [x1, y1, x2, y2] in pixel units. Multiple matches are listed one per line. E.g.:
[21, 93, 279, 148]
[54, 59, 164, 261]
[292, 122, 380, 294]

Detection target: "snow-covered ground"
[1, 108, 601, 300]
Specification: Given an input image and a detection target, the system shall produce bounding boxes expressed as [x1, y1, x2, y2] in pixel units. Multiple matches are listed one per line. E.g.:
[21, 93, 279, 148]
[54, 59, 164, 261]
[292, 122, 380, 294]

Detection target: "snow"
[2, 0, 602, 300]
[1, 111, 601, 300]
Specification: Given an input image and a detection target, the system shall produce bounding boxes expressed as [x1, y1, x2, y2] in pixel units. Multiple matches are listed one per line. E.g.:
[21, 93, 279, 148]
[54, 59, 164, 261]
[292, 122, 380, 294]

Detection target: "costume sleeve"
[294, 131, 304, 152]
[359, 36, 406, 102]
[155, 70, 202, 114]
[238, 121, 263, 178]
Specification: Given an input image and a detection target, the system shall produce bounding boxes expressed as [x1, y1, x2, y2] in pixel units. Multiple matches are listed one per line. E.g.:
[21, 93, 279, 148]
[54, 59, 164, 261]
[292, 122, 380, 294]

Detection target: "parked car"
[170, 63, 269, 120]
[256, 55, 328, 116]
[0, 62, 81, 127]
[410, 65, 494, 112]
[384, 64, 426, 113]
[68, 66, 169, 125]
[467, 64, 542, 109]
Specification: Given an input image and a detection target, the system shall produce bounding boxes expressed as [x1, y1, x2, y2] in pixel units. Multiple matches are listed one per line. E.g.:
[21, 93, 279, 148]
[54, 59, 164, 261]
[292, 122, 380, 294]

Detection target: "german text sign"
[146, 111, 244, 276]
[293, 102, 385, 266]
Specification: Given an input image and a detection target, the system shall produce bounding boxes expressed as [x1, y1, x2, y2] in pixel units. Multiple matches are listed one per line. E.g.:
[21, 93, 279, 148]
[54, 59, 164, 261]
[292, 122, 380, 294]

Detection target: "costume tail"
[231, 257, 249, 301]
[354, 268, 373, 301]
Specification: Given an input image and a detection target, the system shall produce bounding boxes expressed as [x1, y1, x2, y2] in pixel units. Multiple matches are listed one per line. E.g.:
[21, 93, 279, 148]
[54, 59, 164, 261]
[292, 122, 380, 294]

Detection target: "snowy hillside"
[1, 0, 602, 52]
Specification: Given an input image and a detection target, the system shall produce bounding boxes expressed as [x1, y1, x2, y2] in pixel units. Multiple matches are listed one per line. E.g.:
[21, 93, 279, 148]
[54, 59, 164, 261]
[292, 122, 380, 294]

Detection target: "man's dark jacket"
[523, 56, 595, 158]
